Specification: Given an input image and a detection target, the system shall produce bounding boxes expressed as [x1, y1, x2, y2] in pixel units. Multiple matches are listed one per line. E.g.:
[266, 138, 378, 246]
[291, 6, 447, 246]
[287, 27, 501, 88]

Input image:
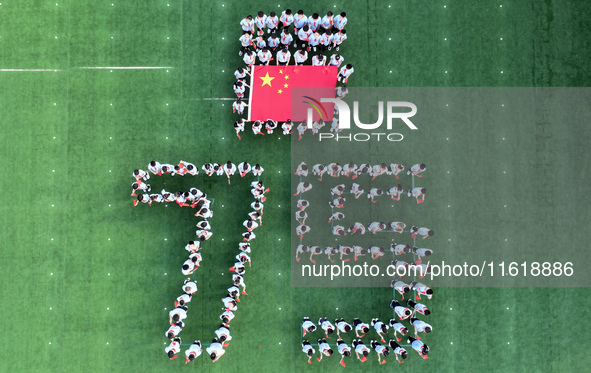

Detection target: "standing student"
[134, 194, 151, 207]
[329, 54, 344, 68]
[335, 319, 352, 337]
[407, 300, 431, 316]
[407, 163, 426, 177]
[332, 225, 346, 236]
[353, 318, 370, 338]
[265, 119, 278, 134]
[296, 25, 312, 50]
[389, 319, 409, 342]
[388, 340, 408, 363]
[296, 121, 307, 140]
[311, 54, 326, 66]
[234, 66, 250, 81]
[280, 28, 293, 49]
[295, 210, 308, 225]
[254, 11, 267, 36]
[233, 81, 248, 98]
[370, 340, 389, 365]
[312, 163, 327, 180]
[319, 29, 333, 51]
[390, 300, 413, 321]
[368, 222, 387, 234]
[220, 309, 235, 324]
[341, 161, 356, 177]
[279, 9, 294, 30]
[369, 246, 385, 259]
[389, 163, 405, 179]
[281, 119, 293, 134]
[307, 13, 321, 32]
[233, 273, 247, 294]
[251, 120, 264, 136]
[386, 185, 404, 201]
[389, 221, 406, 234]
[338, 245, 351, 261]
[333, 12, 347, 32]
[257, 47, 273, 65]
[302, 340, 315, 364]
[183, 278, 197, 295]
[325, 246, 338, 262]
[348, 222, 365, 235]
[169, 306, 188, 324]
[338, 64, 354, 83]
[297, 199, 309, 211]
[185, 340, 202, 364]
[147, 161, 162, 175]
[327, 162, 342, 177]
[233, 98, 248, 115]
[131, 180, 150, 196]
[332, 29, 347, 51]
[238, 161, 251, 176]
[320, 12, 334, 33]
[328, 211, 345, 223]
[165, 322, 182, 340]
[350, 183, 364, 199]
[319, 317, 335, 338]
[133, 169, 150, 181]
[308, 30, 322, 52]
[330, 184, 345, 196]
[410, 226, 434, 239]
[407, 337, 429, 359]
[214, 324, 232, 347]
[411, 247, 433, 264]
[276, 48, 291, 65]
[408, 187, 427, 203]
[254, 35, 267, 50]
[302, 317, 317, 336]
[311, 119, 325, 134]
[410, 317, 433, 338]
[391, 281, 411, 299]
[317, 338, 333, 362]
[367, 188, 383, 203]
[252, 163, 264, 176]
[296, 224, 310, 239]
[165, 337, 181, 360]
[370, 318, 389, 342]
[267, 31, 280, 51]
[206, 338, 226, 362]
[175, 292, 192, 308]
[266, 12, 279, 34]
[410, 281, 433, 300]
[352, 339, 371, 362]
[243, 49, 256, 68]
[337, 338, 352, 366]
[294, 181, 313, 195]
[238, 32, 253, 56]
[240, 15, 254, 34]
[294, 49, 308, 65]
[293, 10, 307, 33]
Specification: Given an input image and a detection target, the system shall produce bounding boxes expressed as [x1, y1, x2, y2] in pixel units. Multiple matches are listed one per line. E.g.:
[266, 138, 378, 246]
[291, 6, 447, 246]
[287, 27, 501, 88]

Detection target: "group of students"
[301, 308, 431, 365]
[294, 161, 427, 181]
[324, 182, 427, 204]
[237, 10, 353, 74]
[132, 161, 265, 206]
[232, 86, 348, 140]
[164, 180, 267, 362]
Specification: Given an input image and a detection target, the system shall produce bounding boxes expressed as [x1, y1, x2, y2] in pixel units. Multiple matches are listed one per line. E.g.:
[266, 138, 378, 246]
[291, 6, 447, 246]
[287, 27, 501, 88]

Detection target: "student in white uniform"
[185, 340, 202, 364]
[165, 337, 181, 360]
[206, 338, 226, 362]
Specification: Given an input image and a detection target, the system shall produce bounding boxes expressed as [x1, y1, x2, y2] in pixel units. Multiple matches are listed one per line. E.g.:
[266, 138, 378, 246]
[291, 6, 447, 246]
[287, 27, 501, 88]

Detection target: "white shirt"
[184, 281, 197, 294]
[339, 66, 354, 77]
[165, 340, 181, 354]
[185, 343, 202, 359]
[169, 307, 187, 320]
[277, 51, 291, 63]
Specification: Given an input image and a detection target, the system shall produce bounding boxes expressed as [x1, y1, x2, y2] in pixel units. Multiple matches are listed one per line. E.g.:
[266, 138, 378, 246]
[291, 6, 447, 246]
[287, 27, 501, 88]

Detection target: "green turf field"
[1, 1, 590, 372]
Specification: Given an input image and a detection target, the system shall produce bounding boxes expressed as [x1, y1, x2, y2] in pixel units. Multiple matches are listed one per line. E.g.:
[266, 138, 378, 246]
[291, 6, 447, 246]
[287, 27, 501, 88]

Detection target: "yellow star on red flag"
[284, 83, 289, 88]
[284, 75, 290, 80]
[260, 72, 275, 87]
[278, 89, 283, 94]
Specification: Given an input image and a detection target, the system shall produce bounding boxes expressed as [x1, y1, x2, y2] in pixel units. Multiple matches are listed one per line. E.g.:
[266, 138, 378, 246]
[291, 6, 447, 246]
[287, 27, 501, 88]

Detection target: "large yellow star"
[260, 72, 275, 87]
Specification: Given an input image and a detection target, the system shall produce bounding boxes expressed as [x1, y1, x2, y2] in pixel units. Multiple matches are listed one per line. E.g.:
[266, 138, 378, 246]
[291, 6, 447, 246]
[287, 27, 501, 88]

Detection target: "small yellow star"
[284, 83, 289, 88]
[284, 75, 290, 80]
[278, 89, 283, 94]
[279, 69, 284, 74]
[259, 72, 275, 87]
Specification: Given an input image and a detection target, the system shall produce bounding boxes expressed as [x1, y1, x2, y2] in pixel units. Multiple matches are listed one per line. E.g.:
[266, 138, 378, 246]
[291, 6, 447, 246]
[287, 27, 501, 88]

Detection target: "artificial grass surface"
[1, 0, 590, 372]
